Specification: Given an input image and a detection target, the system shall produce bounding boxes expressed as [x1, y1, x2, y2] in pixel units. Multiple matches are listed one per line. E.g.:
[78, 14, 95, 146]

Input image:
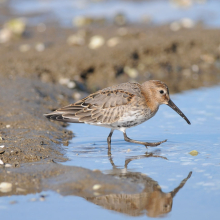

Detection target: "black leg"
[123, 132, 167, 147]
[108, 153, 117, 169]
[107, 129, 114, 155]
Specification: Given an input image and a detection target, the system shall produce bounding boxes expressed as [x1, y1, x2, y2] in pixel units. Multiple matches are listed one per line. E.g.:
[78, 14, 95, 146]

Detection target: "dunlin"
[45, 80, 190, 148]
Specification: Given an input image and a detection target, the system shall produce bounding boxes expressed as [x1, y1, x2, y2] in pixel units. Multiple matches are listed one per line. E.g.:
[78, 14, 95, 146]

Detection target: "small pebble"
[93, 184, 102, 190]
[0, 145, 4, 148]
[192, 64, 199, 72]
[5, 18, 26, 35]
[93, 169, 101, 173]
[6, 124, 11, 128]
[59, 77, 70, 85]
[170, 22, 181, 31]
[0, 182, 12, 193]
[5, 164, 12, 168]
[189, 150, 199, 156]
[0, 159, 4, 165]
[127, 149, 131, 153]
[170, 0, 192, 8]
[73, 16, 92, 27]
[0, 28, 11, 43]
[40, 195, 46, 201]
[29, 198, 37, 202]
[107, 37, 120, 47]
[124, 66, 139, 78]
[94, 192, 100, 196]
[89, 35, 105, 49]
[16, 187, 26, 192]
[67, 81, 76, 89]
[67, 34, 85, 46]
[200, 54, 215, 64]
[73, 92, 81, 100]
[181, 18, 195, 28]
[35, 43, 45, 52]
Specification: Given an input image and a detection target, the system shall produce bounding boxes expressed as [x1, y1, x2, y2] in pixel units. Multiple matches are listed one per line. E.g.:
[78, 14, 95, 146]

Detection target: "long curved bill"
[167, 99, 191, 125]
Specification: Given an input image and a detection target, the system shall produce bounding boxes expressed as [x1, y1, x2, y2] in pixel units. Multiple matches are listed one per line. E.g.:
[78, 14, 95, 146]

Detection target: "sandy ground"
[0, 23, 219, 196]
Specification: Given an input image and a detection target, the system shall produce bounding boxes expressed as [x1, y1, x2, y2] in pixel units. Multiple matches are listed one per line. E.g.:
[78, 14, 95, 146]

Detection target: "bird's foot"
[144, 139, 167, 147]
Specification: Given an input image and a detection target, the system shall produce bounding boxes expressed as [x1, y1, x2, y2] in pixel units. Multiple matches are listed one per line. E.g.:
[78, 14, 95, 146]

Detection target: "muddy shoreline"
[0, 76, 74, 166]
[0, 23, 219, 197]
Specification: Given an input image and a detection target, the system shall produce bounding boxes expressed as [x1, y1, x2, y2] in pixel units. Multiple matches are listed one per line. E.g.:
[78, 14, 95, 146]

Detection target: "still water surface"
[9, 0, 220, 27]
[1, 86, 220, 219]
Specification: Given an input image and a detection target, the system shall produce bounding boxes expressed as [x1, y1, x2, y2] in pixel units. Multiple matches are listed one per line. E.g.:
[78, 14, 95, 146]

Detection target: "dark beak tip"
[186, 118, 191, 125]
[168, 99, 191, 125]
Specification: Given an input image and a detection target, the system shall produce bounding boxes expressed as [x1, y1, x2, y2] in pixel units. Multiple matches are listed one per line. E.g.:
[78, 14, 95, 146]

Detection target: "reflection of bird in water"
[45, 80, 190, 151]
[86, 153, 192, 218]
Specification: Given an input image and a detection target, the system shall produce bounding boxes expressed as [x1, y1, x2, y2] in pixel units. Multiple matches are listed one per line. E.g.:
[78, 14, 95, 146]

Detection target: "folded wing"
[45, 89, 136, 124]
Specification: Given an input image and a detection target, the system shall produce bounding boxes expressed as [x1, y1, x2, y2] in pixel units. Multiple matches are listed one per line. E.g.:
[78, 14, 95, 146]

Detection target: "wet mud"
[0, 76, 74, 165]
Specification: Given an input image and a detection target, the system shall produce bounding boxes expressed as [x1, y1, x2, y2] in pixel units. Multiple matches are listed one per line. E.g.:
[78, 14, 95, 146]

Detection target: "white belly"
[86, 107, 158, 132]
[97, 109, 156, 132]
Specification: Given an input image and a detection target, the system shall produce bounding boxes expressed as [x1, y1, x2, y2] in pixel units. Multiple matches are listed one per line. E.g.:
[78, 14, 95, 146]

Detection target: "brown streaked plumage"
[45, 80, 191, 150]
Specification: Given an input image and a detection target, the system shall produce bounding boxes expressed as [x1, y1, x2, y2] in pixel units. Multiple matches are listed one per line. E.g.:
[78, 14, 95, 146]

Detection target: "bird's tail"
[44, 111, 83, 123]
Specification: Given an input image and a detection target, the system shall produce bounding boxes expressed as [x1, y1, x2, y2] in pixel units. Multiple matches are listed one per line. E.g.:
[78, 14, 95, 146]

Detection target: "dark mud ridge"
[0, 26, 220, 94]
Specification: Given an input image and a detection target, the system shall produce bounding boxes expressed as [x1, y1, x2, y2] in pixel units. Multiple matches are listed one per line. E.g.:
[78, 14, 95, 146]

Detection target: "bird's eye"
[160, 90, 164, 94]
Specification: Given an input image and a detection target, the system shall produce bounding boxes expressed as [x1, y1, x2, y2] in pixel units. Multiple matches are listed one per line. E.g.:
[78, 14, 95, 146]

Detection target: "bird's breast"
[111, 107, 157, 130]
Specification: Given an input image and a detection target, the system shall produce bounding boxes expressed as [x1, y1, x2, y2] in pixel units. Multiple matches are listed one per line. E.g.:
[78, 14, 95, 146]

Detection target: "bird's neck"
[141, 88, 159, 113]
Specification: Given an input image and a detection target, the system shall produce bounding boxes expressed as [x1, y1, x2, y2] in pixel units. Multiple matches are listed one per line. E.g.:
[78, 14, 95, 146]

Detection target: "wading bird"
[45, 80, 190, 149]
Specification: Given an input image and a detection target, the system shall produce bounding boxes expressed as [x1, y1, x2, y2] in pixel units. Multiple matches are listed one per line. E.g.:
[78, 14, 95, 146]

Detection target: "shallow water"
[9, 0, 220, 27]
[1, 85, 220, 219]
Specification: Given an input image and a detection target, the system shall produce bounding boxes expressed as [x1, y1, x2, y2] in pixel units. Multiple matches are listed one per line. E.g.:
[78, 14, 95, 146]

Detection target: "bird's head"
[141, 80, 191, 125]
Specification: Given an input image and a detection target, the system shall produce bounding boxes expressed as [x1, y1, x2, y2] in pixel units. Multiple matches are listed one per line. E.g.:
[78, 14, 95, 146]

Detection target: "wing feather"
[45, 82, 140, 124]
